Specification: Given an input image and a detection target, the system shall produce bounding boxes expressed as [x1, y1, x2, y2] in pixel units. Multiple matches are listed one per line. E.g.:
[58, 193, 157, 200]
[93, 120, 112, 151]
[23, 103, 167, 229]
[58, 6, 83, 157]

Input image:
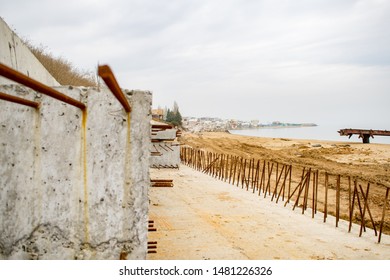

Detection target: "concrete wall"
[0, 18, 59, 86]
[152, 128, 177, 140]
[150, 142, 180, 168]
[150, 121, 180, 168]
[0, 84, 151, 259]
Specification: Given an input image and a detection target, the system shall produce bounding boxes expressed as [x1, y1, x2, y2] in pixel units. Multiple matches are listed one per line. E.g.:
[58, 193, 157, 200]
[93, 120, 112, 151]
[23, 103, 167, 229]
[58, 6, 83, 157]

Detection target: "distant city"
[182, 116, 317, 132]
[151, 109, 317, 132]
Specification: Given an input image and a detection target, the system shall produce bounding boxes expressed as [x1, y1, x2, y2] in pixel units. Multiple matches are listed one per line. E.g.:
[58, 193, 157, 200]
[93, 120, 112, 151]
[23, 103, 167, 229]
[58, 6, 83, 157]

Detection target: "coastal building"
[241, 122, 250, 128]
[250, 120, 259, 127]
[182, 115, 318, 132]
[227, 120, 237, 130]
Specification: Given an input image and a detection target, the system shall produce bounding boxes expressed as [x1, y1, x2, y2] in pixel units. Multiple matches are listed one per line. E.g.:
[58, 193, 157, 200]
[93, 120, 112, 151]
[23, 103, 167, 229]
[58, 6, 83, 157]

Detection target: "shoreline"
[228, 123, 318, 131]
[193, 130, 389, 146]
[226, 124, 390, 145]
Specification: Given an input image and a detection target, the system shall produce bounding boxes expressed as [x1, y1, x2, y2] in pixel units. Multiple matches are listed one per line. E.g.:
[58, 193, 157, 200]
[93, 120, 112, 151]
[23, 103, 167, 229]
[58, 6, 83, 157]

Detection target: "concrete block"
[150, 141, 180, 168]
[152, 128, 177, 140]
[0, 85, 151, 259]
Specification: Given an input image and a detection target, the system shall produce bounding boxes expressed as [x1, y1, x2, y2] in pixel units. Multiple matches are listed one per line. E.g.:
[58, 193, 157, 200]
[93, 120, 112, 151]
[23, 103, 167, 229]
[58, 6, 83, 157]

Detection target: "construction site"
[1, 17, 389, 260]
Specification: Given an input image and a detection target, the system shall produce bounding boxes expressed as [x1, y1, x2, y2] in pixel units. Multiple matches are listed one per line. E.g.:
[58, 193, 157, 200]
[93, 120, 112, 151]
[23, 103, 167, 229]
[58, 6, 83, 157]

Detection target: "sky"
[1, 0, 390, 127]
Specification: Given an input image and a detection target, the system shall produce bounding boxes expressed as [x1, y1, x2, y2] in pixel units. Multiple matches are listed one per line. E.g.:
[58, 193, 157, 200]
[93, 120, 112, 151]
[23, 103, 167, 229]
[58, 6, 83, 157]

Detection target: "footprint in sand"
[345, 245, 359, 252]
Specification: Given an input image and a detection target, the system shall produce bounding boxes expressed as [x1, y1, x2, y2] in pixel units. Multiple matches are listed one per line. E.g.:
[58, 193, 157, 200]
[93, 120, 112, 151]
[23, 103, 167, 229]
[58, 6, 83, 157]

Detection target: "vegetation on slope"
[24, 41, 97, 87]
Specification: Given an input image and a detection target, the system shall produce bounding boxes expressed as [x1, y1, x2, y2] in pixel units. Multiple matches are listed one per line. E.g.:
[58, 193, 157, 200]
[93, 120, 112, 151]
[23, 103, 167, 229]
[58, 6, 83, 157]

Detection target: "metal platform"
[338, 129, 390, 143]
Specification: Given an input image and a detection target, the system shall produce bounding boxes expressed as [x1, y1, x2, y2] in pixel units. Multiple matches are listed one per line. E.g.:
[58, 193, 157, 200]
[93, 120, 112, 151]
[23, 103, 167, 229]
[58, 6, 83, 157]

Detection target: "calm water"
[230, 124, 390, 145]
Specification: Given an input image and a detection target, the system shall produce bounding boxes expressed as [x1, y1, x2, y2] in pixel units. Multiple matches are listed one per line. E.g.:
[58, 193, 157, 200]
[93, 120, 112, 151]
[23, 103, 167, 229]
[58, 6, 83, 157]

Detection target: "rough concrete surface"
[0, 84, 151, 259]
[152, 128, 177, 140]
[148, 165, 390, 260]
[150, 142, 180, 168]
[150, 121, 180, 168]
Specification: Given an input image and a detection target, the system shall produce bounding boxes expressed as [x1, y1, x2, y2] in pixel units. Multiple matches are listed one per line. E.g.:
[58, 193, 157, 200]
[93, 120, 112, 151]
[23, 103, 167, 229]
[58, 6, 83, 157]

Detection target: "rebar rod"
[98, 64, 131, 113]
[0, 91, 39, 108]
[0, 63, 85, 110]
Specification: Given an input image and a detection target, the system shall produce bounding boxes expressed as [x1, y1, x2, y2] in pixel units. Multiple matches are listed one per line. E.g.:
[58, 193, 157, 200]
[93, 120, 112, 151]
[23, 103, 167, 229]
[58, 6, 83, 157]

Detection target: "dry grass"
[24, 41, 97, 87]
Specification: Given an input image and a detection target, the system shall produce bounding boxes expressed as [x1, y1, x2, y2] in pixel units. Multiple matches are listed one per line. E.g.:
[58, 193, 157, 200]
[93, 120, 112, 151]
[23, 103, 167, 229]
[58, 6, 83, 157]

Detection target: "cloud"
[1, 0, 389, 126]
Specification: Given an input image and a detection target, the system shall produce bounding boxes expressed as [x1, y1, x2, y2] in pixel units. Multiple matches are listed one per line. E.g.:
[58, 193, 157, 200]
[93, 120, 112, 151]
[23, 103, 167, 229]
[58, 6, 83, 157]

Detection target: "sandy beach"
[148, 132, 390, 260]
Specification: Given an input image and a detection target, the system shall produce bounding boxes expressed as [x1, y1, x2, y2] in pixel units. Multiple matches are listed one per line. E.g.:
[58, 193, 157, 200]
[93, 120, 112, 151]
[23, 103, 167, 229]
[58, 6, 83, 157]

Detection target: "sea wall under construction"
[0, 84, 151, 259]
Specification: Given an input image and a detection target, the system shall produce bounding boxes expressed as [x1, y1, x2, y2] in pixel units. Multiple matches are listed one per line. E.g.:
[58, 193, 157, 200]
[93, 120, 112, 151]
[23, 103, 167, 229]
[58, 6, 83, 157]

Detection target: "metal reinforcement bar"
[152, 124, 173, 130]
[98, 64, 131, 113]
[0, 91, 40, 108]
[148, 219, 156, 231]
[150, 179, 174, 187]
[147, 240, 158, 253]
[0, 63, 86, 110]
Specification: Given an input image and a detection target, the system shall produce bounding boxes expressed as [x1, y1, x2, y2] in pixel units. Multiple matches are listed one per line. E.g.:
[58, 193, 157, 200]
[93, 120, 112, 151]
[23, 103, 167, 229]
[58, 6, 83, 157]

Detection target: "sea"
[229, 123, 390, 145]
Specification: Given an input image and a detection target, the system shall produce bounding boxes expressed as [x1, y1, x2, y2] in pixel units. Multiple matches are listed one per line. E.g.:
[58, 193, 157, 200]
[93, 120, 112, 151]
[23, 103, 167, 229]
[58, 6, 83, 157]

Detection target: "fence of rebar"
[180, 145, 390, 243]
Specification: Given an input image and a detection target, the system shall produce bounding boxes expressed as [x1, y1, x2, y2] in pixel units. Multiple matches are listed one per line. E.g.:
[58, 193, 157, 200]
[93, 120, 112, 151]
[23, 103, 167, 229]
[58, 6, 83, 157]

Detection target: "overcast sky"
[1, 0, 389, 126]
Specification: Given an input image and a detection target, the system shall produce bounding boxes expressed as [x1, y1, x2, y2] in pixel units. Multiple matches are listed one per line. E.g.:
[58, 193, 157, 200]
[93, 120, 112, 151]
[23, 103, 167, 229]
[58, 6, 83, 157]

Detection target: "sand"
[147, 132, 390, 260]
[148, 165, 389, 260]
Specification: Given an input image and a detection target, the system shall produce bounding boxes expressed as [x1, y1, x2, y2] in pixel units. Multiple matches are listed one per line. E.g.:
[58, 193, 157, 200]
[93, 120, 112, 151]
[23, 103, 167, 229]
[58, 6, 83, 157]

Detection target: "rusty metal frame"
[0, 63, 85, 110]
[0, 91, 40, 108]
[98, 64, 131, 113]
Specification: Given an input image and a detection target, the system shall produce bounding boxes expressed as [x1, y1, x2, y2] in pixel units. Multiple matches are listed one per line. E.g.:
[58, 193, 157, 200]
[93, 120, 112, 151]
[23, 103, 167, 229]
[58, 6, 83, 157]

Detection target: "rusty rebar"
[324, 173, 329, 223]
[264, 162, 274, 198]
[349, 181, 357, 232]
[98, 64, 131, 113]
[0, 91, 40, 108]
[272, 164, 285, 201]
[258, 161, 266, 196]
[253, 160, 260, 193]
[292, 170, 310, 211]
[378, 187, 389, 243]
[359, 183, 377, 236]
[0, 63, 85, 110]
[336, 175, 341, 227]
[276, 166, 289, 203]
